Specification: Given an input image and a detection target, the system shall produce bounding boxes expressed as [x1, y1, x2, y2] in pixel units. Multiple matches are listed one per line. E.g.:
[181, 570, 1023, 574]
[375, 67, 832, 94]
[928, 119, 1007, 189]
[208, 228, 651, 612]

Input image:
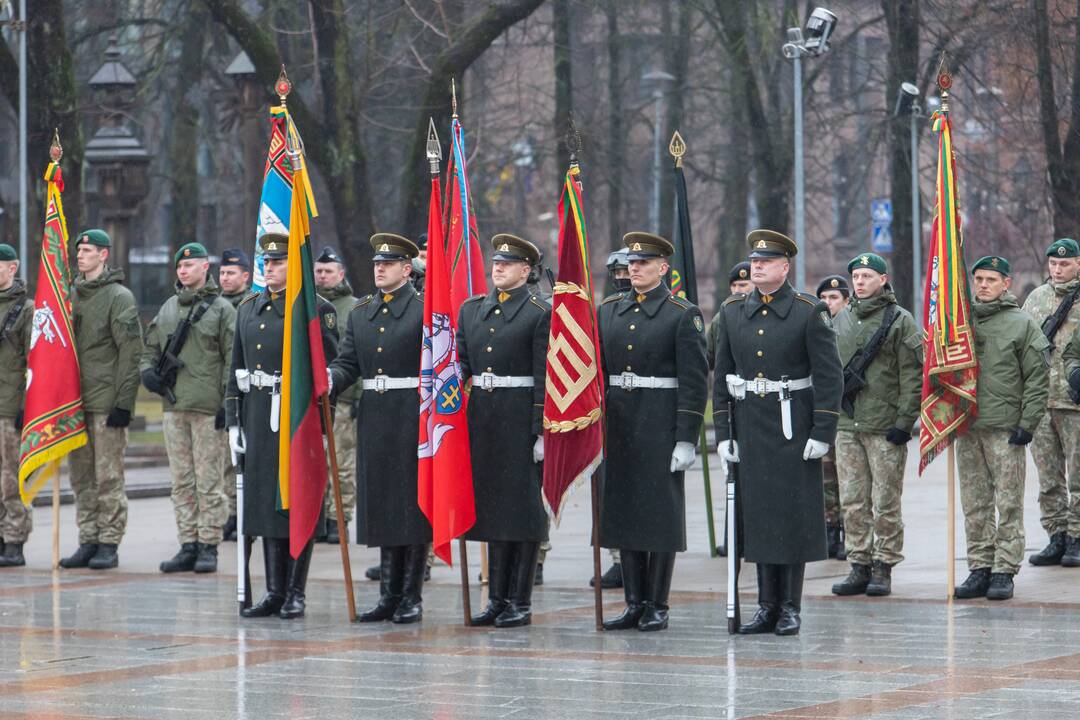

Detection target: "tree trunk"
[553, 0, 573, 187]
[605, 0, 623, 256]
[658, 1, 691, 242]
[717, 68, 750, 309]
[884, 0, 919, 309]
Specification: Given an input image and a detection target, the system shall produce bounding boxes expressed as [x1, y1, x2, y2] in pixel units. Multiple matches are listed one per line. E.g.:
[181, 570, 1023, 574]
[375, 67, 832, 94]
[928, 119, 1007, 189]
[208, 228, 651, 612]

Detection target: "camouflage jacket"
[71, 267, 143, 414]
[1064, 324, 1080, 388]
[971, 292, 1050, 433]
[0, 279, 33, 417]
[320, 281, 360, 403]
[1021, 278, 1080, 410]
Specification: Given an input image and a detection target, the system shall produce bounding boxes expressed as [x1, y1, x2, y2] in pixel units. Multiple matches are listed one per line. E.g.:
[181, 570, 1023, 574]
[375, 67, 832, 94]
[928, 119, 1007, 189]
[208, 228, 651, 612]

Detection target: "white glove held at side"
[719, 439, 739, 464]
[670, 441, 696, 472]
[802, 438, 829, 460]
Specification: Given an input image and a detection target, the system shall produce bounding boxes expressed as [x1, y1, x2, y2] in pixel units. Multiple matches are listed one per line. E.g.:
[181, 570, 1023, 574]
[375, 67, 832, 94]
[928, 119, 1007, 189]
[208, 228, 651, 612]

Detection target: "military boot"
[865, 560, 892, 597]
[1060, 536, 1080, 567]
[740, 564, 780, 634]
[88, 543, 119, 570]
[359, 546, 405, 622]
[222, 515, 237, 542]
[590, 562, 623, 589]
[638, 551, 676, 632]
[953, 568, 991, 599]
[985, 572, 1014, 601]
[603, 550, 647, 630]
[1029, 532, 1067, 566]
[364, 564, 381, 581]
[533, 562, 543, 586]
[194, 544, 218, 574]
[392, 544, 428, 624]
[0, 542, 25, 567]
[280, 541, 314, 619]
[831, 563, 870, 595]
[160, 543, 199, 573]
[325, 518, 340, 545]
[826, 524, 843, 559]
[496, 542, 541, 628]
[242, 538, 289, 618]
[59, 543, 98, 569]
[471, 541, 511, 626]
[774, 563, 805, 636]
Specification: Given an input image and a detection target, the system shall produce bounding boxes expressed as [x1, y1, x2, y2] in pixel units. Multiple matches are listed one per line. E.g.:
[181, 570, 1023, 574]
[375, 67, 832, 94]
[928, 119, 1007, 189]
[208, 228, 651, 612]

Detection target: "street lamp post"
[895, 81, 921, 317]
[782, 7, 838, 291]
[643, 69, 675, 235]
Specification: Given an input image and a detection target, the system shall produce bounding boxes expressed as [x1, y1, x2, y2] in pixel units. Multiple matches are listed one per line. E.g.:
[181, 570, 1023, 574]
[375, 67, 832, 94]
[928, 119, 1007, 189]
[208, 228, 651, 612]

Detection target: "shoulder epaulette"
[529, 296, 550, 310]
[463, 293, 485, 305]
[722, 292, 747, 307]
[794, 292, 818, 306]
[667, 294, 692, 309]
[355, 294, 375, 307]
[238, 293, 258, 308]
[601, 292, 626, 305]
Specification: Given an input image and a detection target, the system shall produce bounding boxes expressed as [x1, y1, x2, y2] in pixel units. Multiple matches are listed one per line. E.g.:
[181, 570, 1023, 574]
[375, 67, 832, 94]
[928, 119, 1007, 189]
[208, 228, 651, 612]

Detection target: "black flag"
[666, 131, 697, 304]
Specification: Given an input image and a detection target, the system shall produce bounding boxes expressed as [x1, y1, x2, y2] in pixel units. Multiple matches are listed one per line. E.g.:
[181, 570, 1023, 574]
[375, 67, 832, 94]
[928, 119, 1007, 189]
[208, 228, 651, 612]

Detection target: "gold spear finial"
[937, 51, 952, 112]
[50, 128, 63, 163]
[451, 78, 458, 119]
[426, 117, 442, 175]
[275, 65, 292, 104]
[669, 130, 686, 168]
[564, 112, 582, 168]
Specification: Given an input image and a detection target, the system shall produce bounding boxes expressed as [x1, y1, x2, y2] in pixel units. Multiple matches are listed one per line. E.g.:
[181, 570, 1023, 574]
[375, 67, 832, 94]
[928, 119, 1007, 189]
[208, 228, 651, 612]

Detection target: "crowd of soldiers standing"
[0, 225, 1079, 636]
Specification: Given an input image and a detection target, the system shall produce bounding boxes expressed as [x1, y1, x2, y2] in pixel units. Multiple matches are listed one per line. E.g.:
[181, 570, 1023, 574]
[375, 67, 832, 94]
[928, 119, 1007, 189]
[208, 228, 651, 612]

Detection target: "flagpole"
[947, 444, 956, 600]
[458, 539, 472, 626]
[591, 468, 604, 631]
[51, 469, 60, 570]
[320, 395, 357, 622]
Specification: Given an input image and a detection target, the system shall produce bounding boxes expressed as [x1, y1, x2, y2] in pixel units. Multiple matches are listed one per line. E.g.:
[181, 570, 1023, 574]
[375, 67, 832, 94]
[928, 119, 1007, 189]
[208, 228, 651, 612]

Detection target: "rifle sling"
[847, 304, 899, 376]
[0, 295, 27, 348]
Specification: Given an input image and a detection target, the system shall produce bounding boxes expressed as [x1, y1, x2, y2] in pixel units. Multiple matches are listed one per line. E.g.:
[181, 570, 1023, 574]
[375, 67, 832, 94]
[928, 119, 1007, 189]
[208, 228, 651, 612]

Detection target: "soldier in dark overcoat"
[712, 229, 843, 636]
[329, 233, 431, 624]
[226, 233, 338, 619]
[457, 234, 550, 628]
[598, 232, 708, 632]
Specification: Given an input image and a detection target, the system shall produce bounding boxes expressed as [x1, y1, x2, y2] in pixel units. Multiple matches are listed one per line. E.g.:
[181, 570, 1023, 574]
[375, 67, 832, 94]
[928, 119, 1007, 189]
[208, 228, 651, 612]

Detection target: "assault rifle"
[841, 306, 898, 418]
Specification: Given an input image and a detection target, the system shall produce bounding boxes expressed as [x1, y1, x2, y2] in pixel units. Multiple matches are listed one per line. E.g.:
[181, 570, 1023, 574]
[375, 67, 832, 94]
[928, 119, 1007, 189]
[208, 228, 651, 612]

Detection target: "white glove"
[719, 439, 739, 463]
[228, 426, 246, 455]
[326, 368, 334, 393]
[802, 438, 829, 460]
[670, 441, 696, 472]
[533, 435, 545, 463]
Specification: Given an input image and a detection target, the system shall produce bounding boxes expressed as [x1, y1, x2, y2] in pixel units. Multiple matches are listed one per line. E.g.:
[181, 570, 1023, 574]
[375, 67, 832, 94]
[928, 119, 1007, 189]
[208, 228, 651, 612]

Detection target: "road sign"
[872, 224, 893, 253]
[871, 198, 893, 224]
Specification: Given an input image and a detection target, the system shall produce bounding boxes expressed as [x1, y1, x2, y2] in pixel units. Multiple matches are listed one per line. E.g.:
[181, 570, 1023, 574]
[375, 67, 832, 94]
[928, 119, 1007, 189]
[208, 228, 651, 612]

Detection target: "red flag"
[918, 100, 978, 473]
[19, 162, 88, 502]
[444, 118, 488, 308]
[418, 173, 476, 565]
[542, 167, 604, 522]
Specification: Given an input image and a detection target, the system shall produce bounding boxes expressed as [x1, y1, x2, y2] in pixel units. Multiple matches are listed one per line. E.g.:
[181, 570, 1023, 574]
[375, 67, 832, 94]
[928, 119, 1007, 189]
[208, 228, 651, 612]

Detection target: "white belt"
[725, 374, 813, 441]
[609, 372, 679, 390]
[362, 375, 421, 393]
[476, 373, 534, 391]
[234, 369, 282, 432]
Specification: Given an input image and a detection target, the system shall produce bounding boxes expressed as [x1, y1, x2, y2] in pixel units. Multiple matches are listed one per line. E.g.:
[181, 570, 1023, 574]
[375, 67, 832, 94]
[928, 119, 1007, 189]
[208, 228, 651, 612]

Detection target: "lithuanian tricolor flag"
[277, 114, 329, 558]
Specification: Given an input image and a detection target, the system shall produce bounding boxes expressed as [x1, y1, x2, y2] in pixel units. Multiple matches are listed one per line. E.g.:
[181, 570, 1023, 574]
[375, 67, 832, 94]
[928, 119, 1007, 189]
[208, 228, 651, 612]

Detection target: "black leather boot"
[831, 563, 871, 596]
[194, 544, 218, 574]
[985, 572, 1014, 600]
[1061, 536, 1080, 567]
[365, 564, 381, 581]
[88, 543, 119, 569]
[638, 551, 675, 632]
[496, 542, 541, 628]
[59, 543, 99, 569]
[280, 541, 314, 619]
[774, 563, 805, 636]
[392, 544, 428, 624]
[472, 541, 512, 626]
[325, 519, 340, 545]
[954, 567, 991, 599]
[242, 538, 288, 618]
[1029, 532, 1067, 566]
[826, 524, 843, 559]
[0, 542, 25, 567]
[160, 543, 199, 573]
[739, 564, 780, 634]
[866, 560, 892, 596]
[359, 546, 405, 622]
[603, 550, 647, 630]
[222, 515, 237, 542]
[590, 562, 623, 589]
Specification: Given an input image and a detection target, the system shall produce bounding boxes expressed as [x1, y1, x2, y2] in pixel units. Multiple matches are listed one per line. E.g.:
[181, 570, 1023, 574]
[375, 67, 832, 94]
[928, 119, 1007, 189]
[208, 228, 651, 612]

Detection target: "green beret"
[174, 242, 208, 267]
[76, 229, 111, 248]
[847, 252, 888, 275]
[1046, 238, 1080, 259]
[0, 243, 16, 262]
[972, 255, 1011, 277]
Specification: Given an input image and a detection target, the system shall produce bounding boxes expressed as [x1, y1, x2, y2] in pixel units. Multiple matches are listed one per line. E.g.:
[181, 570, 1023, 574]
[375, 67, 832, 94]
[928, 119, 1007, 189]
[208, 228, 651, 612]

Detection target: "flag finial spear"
[426, 117, 442, 176]
[50, 129, 62, 163]
[564, 112, 582, 169]
[451, 78, 458, 119]
[936, 52, 952, 112]
[669, 130, 686, 168]
[276, 65, 292, 104]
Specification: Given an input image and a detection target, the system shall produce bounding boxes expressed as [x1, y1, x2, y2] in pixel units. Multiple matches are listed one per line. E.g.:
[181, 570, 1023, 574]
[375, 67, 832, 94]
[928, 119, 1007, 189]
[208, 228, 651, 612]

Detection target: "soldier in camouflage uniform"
[1022, 238, 1080, 567]
[60, 230, 142, 570]
[0, 244, 34, 567]
[816, 274, 850, 559]
[830, 254, 922, 597]
[218, 248, 251, 541]
[1064, 325, 1080, 403]
[955, 256, 1049, 601]
[314, 246, 358, 544]
[142, 243, 235, 574]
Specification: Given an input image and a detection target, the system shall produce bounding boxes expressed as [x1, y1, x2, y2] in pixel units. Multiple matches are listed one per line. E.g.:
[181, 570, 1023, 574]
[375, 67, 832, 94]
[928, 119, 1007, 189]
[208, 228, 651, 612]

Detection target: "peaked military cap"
[220, 248, 250, 270]
[370, 233, 418, 261]
[623, 231, 674, 260]
[972, 255, 1011, 277]
[747, 229, 797, 258]
[174, 242, 208, 267]
[847, 252, 888, 275]
[259, 233, 289, 260]
[76, 228, 111, 248]
[1047, 238, 1080, 258]
[491, 233, 540, 264]
[816, 274, 850, 298]
[317, 246, 343, 264]
[0, 243, 16, 261]
[729, 261, 751, 283]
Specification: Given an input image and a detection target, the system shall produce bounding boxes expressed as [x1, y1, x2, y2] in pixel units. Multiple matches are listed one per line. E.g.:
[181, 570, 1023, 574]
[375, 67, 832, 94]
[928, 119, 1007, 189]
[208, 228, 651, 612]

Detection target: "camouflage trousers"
[822, 448, 842, 525]
[164, 411, 227, 545]
[68, 412, 128, 545]
[956, 428, 1026, 574]
[0, 417, 31, 543]
[323, 403, 357, 523]
[836, 431, 906, 566]
[1030, 409, 1080, 537]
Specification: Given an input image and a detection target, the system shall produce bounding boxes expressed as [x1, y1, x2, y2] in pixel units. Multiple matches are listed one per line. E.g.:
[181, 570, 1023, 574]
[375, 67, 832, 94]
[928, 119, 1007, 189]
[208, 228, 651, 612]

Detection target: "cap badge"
[755, 239, 767, 249]
[739, 269, 748, 279]
[631, 242, 642, 251]
[1058, 246, 1067, 256]
[267, 242, 280, 251]
[860, 255, 869, 265]
[830, 278, 839, 288]
[991, 257, 1000, 267]
[183, 249, 191, 257]
[379, 243, 390, 252]
[499, 243, 510, 252]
